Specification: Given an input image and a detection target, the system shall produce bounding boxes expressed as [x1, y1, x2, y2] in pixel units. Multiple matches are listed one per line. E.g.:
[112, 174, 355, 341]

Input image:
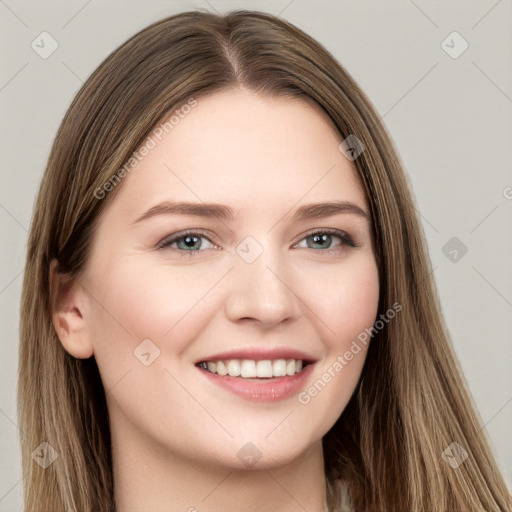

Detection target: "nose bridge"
[224, 235, 301, 326]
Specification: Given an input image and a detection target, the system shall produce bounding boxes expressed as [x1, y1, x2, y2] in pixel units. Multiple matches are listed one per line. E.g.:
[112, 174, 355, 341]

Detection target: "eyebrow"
[133, 200, 369, 224]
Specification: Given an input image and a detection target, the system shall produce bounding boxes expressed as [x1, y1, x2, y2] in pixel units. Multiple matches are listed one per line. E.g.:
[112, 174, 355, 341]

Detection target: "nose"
[224, 245, 301, 329]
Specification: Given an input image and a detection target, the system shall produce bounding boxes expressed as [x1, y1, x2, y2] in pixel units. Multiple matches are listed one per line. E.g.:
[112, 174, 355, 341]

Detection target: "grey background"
[1, 1, 511, 509]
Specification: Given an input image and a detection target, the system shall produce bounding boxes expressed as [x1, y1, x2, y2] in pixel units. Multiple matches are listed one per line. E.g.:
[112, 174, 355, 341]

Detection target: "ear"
[49, 258, 94, 359]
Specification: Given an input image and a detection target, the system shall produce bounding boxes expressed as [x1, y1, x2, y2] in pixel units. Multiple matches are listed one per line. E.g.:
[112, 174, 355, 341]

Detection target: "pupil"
[183, 236, 199, 249]
[311, 233, 330, 248]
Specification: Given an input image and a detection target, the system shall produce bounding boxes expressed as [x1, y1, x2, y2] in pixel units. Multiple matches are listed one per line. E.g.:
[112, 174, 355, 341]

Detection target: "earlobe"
[49, 258, 94, 359]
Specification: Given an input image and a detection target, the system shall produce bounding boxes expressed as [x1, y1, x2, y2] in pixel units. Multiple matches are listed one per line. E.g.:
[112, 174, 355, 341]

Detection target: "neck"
[111, 417, 329, 512]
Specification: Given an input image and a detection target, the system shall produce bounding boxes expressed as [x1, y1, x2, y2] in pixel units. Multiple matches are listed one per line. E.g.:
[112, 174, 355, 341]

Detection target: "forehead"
[104, 87, 366, 222]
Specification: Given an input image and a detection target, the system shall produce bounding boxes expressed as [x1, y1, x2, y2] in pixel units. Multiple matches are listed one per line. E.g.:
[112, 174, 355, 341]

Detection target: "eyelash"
[155, 228, 359, 257]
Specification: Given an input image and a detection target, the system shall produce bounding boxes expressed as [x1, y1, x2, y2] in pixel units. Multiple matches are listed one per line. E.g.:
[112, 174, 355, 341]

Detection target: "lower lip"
[197, 364, 314, 402]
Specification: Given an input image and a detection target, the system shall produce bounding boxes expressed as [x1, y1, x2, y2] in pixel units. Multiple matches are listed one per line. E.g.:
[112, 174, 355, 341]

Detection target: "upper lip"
[195, 346, 318, 364]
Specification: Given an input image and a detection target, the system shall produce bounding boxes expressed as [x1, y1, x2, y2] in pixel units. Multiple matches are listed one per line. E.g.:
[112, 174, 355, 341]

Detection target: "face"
[67, 87, 379, 470]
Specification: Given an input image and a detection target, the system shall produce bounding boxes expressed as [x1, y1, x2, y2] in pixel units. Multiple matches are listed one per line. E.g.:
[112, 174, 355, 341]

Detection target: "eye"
[156, 230, 218, 256]
[294, 229, 358, 253]
[156, 228, 359, 257]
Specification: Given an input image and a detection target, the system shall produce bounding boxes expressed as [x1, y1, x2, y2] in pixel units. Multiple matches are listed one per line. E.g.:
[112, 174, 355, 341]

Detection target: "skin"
[51, 86, 380, 512]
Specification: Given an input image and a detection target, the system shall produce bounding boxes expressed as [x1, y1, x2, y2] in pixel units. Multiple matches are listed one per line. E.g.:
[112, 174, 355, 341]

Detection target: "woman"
[18, 9, 511, 512]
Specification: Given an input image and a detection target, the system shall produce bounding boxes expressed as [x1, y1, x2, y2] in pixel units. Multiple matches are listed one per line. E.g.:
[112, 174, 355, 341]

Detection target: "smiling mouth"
[196, 358, 310, 379]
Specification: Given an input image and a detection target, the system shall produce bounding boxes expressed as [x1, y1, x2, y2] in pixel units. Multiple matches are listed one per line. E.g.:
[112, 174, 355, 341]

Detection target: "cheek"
[305, 256, 380, 348]
[295, 257, 379, 421]
[84, 258, 227, 375]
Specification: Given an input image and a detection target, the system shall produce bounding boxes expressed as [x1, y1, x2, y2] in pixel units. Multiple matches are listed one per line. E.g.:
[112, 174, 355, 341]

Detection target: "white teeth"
[286, 359, 296, 376]
[199, 358, 306, 378]
[240, 360, 256, 378]
[216, 360, 228, 376]
[227, 360, 241, 377]
[256, 360, 273, 378]
[272, 359, 287, 377]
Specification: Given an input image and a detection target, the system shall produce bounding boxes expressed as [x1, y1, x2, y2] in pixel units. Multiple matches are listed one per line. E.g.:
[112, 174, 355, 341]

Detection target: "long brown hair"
[18, 9, 511, 511]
